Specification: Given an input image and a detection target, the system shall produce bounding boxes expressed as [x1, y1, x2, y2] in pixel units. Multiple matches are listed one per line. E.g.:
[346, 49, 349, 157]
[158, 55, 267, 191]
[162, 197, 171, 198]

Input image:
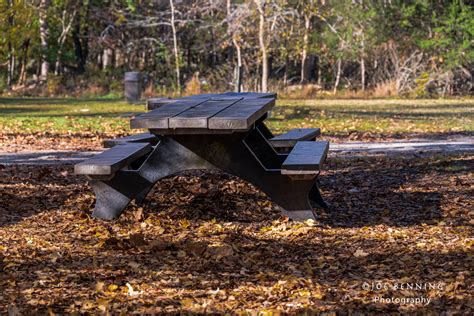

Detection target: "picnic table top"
[131, 92, 276, 133]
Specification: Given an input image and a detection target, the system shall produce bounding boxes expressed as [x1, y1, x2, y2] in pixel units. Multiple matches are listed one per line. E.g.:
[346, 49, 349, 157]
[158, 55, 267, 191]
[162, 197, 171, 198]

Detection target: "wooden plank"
[146, 98, 177, 111]
[269, 128, 321, 148]
[130, 98, 209, 129]
[169, 98, 241, 128]
[74, 143, 151, 175]
[221, 92, 277, 99]
[280, 169, 322, 180]
[181, 93, 219, 99]
[208, 98, 275, 130]
[103, 132, 158, 148]
[149, 128, 234, 135]
[281, 141, 329, 172]
[183, 92, 276, 99]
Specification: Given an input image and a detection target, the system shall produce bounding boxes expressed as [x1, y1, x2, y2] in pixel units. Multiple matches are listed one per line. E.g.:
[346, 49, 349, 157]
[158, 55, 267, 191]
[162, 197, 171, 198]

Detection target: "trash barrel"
[124, 72, 142, 103]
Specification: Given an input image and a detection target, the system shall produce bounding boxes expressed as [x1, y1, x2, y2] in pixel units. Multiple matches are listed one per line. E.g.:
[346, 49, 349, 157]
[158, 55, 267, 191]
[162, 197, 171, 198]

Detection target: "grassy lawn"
[0, 97, 472, 139]
[270, 99, 474, 135]
[0, 98, 141, 135]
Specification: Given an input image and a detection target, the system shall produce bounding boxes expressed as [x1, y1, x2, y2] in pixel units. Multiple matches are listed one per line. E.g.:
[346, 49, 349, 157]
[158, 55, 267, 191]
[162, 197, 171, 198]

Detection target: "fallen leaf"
[206, 243, 234, 258]
[129, 233, 147, 247]
[353, 249, 369, 257]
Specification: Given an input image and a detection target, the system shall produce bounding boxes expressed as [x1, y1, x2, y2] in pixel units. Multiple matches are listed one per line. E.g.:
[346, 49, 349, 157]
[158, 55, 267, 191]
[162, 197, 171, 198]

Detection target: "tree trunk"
[54, 47, 63, 75]
[72, 2, 89, 74]
[55, 8, 76, 75]
[39, 0, 50, 81]
[300, 14, 311, 84]
[333, 59, 341, 94]
[317, 56, 322, 86]
[6, 0, 13, 86]
[97, 52, 102, 69]
[115, 49, 124, 68]
[208, 0, 217, 67]
[19, 39, 30, 85]
[234, 41, 243, 92]
[360, 35, 365, 91]
[255, 0, 268, 92]
[73, 26, 86, 74]
[170, 0, 181, 92]
[8, 53, 15, 87]
[139, 50, 146, 70]
[227, 0, 243, 92]
[103, 48, 113, 69]
[7, 44, 13, 87]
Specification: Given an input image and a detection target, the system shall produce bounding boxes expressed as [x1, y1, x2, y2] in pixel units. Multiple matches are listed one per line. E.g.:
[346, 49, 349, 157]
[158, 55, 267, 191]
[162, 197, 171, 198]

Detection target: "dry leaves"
[0, 153, 473, 314]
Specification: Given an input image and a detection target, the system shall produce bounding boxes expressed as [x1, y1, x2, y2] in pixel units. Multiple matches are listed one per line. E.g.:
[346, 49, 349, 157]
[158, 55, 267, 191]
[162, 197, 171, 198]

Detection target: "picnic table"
[75, 92, 329, 221]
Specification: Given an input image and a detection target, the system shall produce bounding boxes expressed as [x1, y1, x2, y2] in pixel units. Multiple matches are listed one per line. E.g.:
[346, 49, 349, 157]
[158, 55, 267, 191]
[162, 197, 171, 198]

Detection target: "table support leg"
[89, 172, 152, 219]
[88, 129, 327, 221]
[134, 187, 152, 204]
[309, 182, 329, 210]
[170, 129, 328, 221]
[88, 137, 215, 219]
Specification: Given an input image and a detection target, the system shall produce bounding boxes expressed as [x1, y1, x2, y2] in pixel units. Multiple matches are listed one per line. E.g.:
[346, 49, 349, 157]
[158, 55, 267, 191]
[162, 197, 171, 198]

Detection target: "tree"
[420, 0, 473, 70]
[5, 0, 14, 86]
[253, 0, 268, 92]
[226, 0, 250, 92]
[0, 0, 35, 87]
[169, 0, 181, 92]
[53, 0, 77, 75]
[298, 0, 319, 84]
[38, 0, 50, 81]
[0, 0, 471, 96]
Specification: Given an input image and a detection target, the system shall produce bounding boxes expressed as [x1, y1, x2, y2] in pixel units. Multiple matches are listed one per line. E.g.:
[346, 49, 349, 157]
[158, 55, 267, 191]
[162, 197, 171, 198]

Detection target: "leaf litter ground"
[0, 152, 472, 314]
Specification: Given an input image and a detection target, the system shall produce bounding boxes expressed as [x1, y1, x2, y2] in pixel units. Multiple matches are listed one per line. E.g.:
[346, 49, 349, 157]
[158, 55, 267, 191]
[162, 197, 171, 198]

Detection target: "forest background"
[0, 0, 472, 98]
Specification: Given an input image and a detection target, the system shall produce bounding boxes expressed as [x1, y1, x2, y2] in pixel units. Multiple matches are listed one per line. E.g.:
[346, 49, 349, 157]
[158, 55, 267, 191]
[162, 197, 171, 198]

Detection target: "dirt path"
[0, 136, 472, 165]
[330, 136, 474, 155]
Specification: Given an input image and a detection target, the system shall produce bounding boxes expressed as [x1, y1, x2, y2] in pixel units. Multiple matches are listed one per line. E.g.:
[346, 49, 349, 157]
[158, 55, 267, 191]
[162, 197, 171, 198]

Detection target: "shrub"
[46, 75, 62, 96]
[371, 80, 398, 98]
[183, 73, 202, 96]
[412, 72, 431, 98]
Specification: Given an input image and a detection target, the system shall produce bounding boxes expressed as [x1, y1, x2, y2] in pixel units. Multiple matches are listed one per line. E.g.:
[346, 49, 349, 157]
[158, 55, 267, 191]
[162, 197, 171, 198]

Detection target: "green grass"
[269, 99, 474, 135]
[0, 98, 143, 135]
[0, 97, 472, 136]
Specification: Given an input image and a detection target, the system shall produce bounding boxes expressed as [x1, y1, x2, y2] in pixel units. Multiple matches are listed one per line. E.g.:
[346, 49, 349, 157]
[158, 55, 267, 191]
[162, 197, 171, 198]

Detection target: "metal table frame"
[89, 120, 328, 221]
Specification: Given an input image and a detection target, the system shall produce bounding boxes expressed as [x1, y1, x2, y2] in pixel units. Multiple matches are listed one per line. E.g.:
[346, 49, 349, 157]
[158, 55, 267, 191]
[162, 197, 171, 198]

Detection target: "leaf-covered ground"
[1, 98, 473, 152]
[1, 153, 472, 314]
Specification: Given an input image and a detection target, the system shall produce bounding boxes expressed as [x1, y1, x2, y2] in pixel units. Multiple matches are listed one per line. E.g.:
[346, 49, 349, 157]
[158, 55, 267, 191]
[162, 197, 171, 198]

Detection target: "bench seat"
[103, 132, 158, 148]
[268, 128, 320, 148]
[281, 141, 329, 179]
[74, 142, 152, 176]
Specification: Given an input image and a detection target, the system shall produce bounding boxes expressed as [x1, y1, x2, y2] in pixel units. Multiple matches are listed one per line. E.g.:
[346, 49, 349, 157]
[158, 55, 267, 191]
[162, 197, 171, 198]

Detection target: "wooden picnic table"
[75, 92, 329, 221]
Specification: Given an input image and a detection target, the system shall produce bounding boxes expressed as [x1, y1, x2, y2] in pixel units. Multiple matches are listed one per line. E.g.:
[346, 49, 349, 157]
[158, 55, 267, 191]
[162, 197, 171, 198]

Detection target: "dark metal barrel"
[124, 72, 142, 103]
